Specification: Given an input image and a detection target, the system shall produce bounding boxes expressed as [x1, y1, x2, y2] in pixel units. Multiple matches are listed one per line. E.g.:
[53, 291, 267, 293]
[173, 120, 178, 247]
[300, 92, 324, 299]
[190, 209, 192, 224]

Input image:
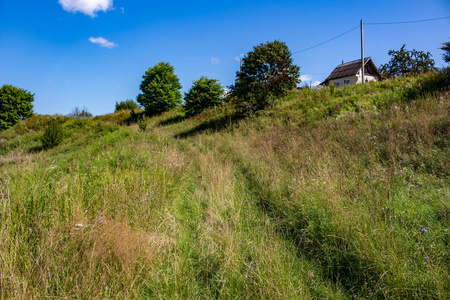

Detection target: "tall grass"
[0, 71, 449, 298]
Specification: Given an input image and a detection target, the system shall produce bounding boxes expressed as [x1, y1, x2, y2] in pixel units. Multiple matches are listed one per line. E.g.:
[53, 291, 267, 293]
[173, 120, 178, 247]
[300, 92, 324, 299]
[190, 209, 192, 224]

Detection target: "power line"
[291, 16, 449, 55]
[366, 16, 450, 25]
[292, 25, 359, 54]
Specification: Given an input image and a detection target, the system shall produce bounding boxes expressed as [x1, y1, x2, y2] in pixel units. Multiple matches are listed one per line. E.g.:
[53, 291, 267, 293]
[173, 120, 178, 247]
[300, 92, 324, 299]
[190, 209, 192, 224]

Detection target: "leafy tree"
[115, 99, 138, 112]
[439, 40, 450, 63]
[0, 84, 34, 130]
[184, 76, 224, 116]
[379, 45, 437, 78]
[68, 106, 93, 118]
[137, 62, 182, 115]
[230, 40, 300, 112]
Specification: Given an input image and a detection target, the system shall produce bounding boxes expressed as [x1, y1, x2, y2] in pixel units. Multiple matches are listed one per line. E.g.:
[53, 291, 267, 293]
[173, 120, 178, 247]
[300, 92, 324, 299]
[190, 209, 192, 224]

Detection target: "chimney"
[342, 60, 344, 65]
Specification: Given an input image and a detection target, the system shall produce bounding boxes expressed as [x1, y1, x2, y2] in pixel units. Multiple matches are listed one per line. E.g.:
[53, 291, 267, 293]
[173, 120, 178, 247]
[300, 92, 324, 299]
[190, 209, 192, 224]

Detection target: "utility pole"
[360, 19, 365, 84]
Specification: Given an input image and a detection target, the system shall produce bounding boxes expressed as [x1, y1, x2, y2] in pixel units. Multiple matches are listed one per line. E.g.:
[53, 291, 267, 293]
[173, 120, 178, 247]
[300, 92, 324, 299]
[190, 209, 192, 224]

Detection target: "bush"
[67, 106, 93, 118]
[115, 99, 138, 112]
[41, 119, 64, 149]
[184, 77, 224, 116]
[137, 115, 149, 131]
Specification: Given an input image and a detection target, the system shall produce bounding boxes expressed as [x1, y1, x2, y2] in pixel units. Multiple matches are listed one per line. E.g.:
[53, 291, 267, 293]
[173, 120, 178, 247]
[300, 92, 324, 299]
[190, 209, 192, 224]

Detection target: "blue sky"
[1, 0, 449, 116]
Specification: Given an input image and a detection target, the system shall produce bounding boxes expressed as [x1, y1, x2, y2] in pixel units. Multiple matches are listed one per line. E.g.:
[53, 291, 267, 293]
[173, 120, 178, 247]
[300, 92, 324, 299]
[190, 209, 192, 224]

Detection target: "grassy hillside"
[0, 71, 449, 299]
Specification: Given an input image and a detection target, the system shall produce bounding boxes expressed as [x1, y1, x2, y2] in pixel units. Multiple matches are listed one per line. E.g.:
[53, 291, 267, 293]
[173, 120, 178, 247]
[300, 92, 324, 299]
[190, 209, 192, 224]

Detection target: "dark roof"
[320, 57, 381, 85]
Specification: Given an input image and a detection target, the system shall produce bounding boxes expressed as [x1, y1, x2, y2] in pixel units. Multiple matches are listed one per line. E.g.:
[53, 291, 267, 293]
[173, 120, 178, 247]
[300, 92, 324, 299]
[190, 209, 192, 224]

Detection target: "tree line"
[1, 40, 449, 130]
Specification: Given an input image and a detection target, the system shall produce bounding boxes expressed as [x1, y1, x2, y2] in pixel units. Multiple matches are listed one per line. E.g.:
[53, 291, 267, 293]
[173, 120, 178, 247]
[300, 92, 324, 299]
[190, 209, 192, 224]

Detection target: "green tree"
[379, 45, 437, 78]
[439, 40, 450, 63]
[0, 84, 34, 130]
[115, 99, 138, 112]
[184, 76, 224, 116]
[137, 62, 182, 115]
[230, 40, 300, 112]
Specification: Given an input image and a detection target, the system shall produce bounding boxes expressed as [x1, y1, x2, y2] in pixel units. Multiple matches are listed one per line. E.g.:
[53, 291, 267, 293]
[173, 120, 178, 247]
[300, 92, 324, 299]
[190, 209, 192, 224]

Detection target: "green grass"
[0, 71, 449, 299]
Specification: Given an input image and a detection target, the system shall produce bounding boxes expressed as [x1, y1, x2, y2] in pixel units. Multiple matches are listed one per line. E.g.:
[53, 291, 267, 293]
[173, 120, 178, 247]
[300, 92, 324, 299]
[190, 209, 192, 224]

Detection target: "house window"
[334, 81, 340, 87]
[344, 79, 351, 85]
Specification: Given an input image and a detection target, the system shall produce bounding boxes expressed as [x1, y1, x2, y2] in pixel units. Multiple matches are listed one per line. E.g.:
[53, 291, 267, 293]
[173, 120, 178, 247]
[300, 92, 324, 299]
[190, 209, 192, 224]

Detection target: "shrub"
[115, 99, 138, 112]
[184, 77, 224, 116]
[67, 106, 93, 118]
[137, 115, 149, 131]
[41, 119, 64, 149]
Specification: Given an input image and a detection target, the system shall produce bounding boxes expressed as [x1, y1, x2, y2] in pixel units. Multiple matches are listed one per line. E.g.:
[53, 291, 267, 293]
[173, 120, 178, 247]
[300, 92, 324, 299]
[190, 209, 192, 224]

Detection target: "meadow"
[0, 71, 449, 299]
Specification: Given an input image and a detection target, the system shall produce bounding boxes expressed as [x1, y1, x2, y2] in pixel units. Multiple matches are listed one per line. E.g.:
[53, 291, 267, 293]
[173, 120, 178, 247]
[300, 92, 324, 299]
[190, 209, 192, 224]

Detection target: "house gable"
[321, 57, 381, 86]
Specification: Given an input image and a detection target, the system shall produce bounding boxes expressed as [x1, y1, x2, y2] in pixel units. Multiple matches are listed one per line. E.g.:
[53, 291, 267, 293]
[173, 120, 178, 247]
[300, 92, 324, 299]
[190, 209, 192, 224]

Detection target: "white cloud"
[89, 37, 117, 48]
[311, 81, 321, 87]
[211, 57, 220, 64]
[299, 74, 312, 82]
[120, 7, 124, 14]
[48, 79, 53, 83]
[58, 0, 113, 17]
[234, 54, 244, 62]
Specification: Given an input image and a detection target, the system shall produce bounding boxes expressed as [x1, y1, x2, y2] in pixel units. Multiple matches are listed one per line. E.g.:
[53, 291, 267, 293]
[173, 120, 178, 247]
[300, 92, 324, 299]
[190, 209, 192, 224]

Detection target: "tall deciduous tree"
[230, 40, 300, 112]
[184, 76, 224, 116]
[379, 45, 437, 78]
[137, 62, 182, 115]
[0, 84, 34, 130]
[439, 40, 450, 63]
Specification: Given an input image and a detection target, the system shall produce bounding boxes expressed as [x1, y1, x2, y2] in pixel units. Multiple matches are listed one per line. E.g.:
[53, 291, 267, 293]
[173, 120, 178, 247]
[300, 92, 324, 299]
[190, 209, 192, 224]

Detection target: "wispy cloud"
[89, 37, 117, 48]
[58, 0, 113, 17]
[120, 7, 124, 14]
[211, 57, 220, 64]
[234, 54, 244, 62]
[299, 74, 312, 82]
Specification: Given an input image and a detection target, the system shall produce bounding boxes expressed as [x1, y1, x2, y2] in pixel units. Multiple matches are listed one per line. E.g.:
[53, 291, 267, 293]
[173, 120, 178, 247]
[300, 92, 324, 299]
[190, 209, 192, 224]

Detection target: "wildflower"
[98, 219, 103, 223]
[245, 213, 248, 216]
[96, 212, 100, 214]
[421, 228, 428, 233]
[140, 178, 143, 180]
[28, 227, 32, 230]
[425, 257, 429, 259]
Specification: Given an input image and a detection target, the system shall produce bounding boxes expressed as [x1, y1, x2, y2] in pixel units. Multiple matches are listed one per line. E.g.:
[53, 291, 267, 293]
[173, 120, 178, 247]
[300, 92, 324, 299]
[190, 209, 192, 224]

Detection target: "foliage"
[137, 114, 149, 131]
[439, 39, 450, 63]
[1, 73, 449, 299]
[379, 44, 437, 78]
[67, 106, 93, 118]
[137, 62, 182, 115]
[0, 84, 34, 130]
[115, 99, 138, 112]
[41, 118, 64, 149]
[230, 40, 300, 113]
[184, 76, 224, 116]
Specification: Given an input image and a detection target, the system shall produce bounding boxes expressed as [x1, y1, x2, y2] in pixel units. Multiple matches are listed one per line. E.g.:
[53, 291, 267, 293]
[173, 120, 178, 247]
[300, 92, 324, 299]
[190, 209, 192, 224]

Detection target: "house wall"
[329, 72, 379, 87]
[329, 75, 358, 87]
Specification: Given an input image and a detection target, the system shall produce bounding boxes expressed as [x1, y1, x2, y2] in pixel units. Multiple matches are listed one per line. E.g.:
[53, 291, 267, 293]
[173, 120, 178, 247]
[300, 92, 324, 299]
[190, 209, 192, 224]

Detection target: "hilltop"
[0, 71, 449, 299]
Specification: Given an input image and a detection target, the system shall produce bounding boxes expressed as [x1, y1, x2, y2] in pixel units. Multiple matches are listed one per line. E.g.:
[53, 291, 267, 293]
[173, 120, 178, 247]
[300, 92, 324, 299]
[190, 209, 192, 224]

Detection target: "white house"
[320, 57, 382, 87]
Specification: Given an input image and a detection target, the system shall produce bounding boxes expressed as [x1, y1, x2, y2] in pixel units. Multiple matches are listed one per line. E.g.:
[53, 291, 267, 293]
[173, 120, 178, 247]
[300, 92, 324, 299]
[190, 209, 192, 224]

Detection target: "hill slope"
[0, 71, 449, 299]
